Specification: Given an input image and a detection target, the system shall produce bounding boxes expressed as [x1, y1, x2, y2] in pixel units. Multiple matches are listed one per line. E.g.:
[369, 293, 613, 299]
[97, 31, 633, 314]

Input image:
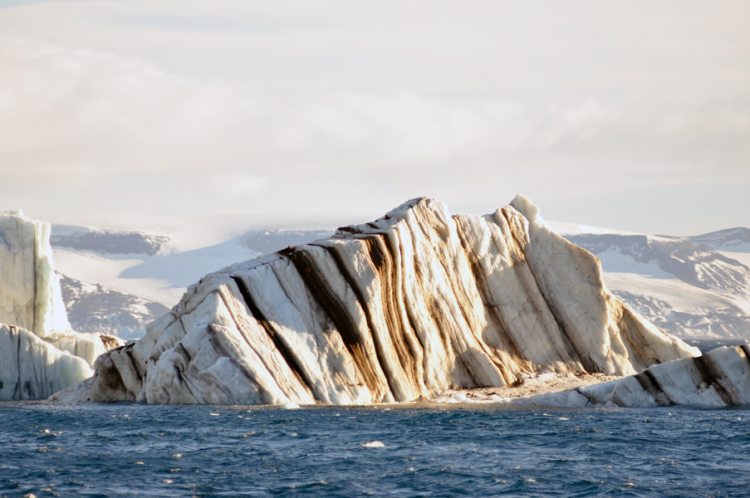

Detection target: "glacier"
[82, 196, 699, 406]
[0, 210, 123, 400]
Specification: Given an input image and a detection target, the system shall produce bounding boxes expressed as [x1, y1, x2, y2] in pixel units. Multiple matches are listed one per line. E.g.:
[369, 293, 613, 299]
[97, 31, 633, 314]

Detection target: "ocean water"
[1, 403, 749, 497]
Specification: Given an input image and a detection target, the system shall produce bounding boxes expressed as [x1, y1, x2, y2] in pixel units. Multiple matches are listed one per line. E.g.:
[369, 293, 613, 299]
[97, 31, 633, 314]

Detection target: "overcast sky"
[1, 0, 749, 235]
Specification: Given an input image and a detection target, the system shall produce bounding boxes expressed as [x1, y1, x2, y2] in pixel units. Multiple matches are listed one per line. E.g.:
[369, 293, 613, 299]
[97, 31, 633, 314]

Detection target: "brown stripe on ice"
[634, 369, 674, 406]
[408, 206, 486, 386]
[316, 241, 403, 401]
[363, 235, 423, 397]
[692, 355, 738, 406]
[453, 215, 528, 384]
[280, 247, 388, 400]
[738, 345, 750, 371]
[230, 276, 315, 398]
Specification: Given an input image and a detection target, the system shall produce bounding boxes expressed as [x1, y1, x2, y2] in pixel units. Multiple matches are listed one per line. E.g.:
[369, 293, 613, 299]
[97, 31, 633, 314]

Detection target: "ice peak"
[510, 194, 542, 224]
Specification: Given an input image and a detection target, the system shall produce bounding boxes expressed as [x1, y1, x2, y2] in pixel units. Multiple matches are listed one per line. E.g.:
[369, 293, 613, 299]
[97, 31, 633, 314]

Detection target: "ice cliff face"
[0, 210, 71, 338]
[0, 211, 123, 399]
[87, 197, 698, 406]
[0, 324, 92, 401]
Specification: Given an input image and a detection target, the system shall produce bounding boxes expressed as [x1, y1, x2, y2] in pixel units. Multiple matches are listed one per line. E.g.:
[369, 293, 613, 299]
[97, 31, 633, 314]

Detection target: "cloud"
[0, 32, 749, 233]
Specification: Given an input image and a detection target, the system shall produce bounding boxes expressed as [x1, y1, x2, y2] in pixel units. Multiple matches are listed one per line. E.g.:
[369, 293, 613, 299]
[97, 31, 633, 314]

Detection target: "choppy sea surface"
[1, 403, 749, 497]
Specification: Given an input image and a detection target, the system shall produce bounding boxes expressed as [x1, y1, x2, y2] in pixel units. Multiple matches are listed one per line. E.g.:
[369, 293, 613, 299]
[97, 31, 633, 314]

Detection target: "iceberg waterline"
[82, 196, 698, 406]
[502, 344, 750, 408]
[0, 210, 122, 400]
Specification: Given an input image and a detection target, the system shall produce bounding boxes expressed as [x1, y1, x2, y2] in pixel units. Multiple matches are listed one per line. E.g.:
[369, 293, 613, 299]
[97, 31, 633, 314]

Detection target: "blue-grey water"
[2, 403, 750, 497]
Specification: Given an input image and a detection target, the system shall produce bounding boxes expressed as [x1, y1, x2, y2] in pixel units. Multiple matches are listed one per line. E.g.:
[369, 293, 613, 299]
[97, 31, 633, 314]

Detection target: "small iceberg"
[361, 441, 385, 448]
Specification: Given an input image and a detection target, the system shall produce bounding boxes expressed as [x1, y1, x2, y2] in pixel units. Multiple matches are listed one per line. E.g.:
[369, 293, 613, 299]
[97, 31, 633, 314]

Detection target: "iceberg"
[0, 324, 92, 401]
[0, 209, 70, 338]
[0, 210, 122, 399]
[501, 345, 750, 407]
[84, 196, 698, 405]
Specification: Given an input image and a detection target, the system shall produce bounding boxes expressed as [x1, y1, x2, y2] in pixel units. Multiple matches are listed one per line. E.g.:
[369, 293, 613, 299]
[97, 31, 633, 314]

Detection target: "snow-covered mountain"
[57, 273, 169, 341]
[549, 223, 750, 341]
[687, 227, 750, 251]
[50, 225, 170, 255]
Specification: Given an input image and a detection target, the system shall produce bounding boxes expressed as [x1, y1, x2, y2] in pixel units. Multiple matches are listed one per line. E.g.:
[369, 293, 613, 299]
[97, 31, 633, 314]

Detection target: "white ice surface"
[0, 324, 93, 401]
[1, 211, 123, 385]
[51, 239, 260, 307]
[0, 211, 71, 337]
[546, 220, 641, 236]
[720, 251, 750, 269]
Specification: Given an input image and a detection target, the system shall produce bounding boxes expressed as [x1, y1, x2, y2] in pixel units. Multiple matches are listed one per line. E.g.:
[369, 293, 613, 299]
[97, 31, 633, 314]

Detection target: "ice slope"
[83, 196, 697, 406]
[502, 345, 750, 408]
[0, 324, 92, 401]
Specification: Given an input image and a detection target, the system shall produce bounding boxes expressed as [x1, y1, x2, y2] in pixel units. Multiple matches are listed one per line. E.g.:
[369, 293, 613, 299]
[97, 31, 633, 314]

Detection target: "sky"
[1, 0, 749, 235]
